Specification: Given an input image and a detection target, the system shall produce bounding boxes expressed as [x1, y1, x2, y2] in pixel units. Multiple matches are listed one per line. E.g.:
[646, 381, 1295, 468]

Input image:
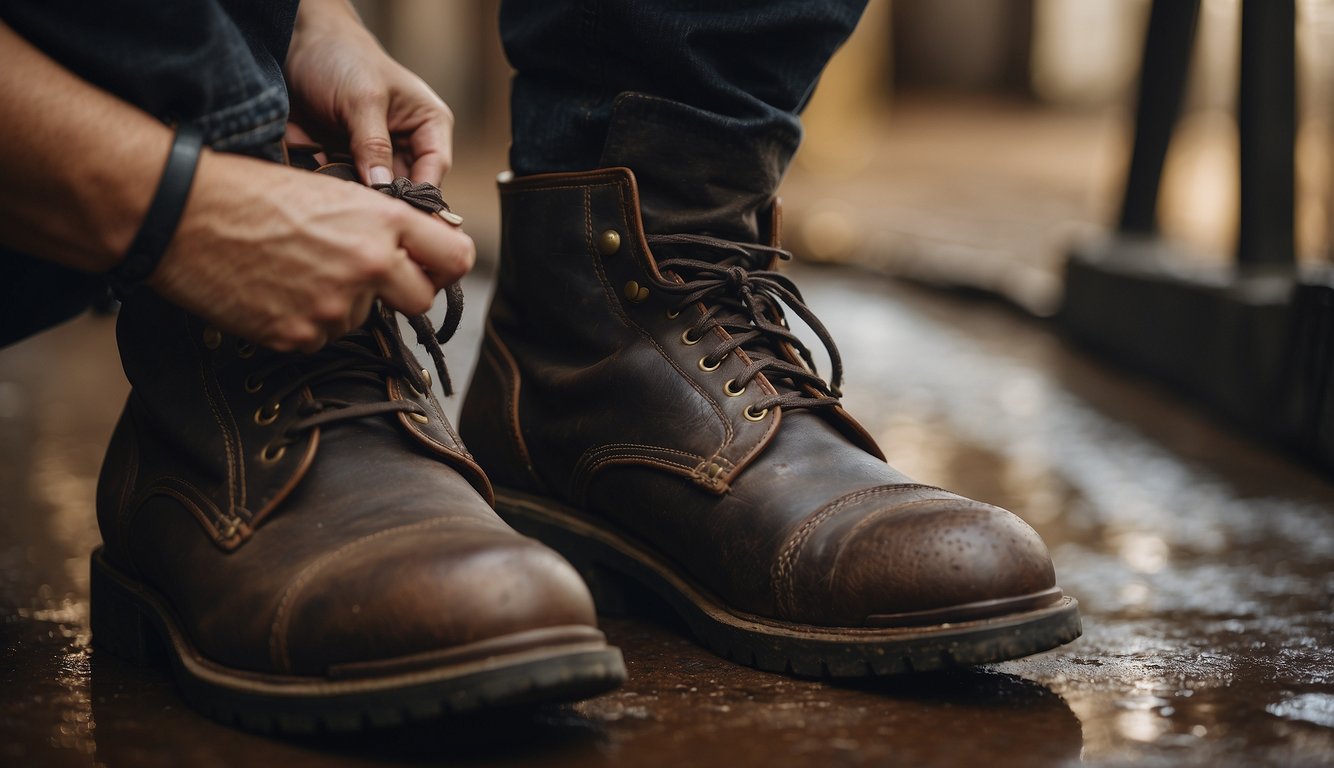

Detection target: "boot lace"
[248, 179, 463, 455]
[648, 233, 843, 414]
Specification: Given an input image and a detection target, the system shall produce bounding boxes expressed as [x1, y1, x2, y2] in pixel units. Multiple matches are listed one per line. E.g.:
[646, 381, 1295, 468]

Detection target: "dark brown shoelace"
[648, 233, 844, 413]
[250, 179, 463, 454]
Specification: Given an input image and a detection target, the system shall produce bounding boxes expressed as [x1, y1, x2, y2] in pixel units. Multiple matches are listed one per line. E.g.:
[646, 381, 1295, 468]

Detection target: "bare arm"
[0, 20, 473, 352]
[0, 20, 166, 273]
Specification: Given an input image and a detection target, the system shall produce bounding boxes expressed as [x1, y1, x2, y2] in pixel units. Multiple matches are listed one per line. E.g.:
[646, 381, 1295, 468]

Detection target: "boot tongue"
[598, 92, 799, 243]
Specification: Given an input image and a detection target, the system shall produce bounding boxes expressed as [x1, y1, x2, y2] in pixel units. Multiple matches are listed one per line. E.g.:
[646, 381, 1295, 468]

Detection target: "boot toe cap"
[788, 491, 1057, 626]
[277, 527, 598, 675]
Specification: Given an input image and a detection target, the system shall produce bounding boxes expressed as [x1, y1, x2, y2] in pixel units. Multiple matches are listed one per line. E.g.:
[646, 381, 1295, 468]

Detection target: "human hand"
[284, 0, 453, 187]
[148, 150, 475, 353]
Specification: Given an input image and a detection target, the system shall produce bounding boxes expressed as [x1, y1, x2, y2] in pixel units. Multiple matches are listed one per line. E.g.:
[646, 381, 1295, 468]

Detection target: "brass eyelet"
[420, 368, 432, 388]
[202, 327, 222, 350]
[724, 379, 746, 397]
[597, 229, 622, 256]
[235, 341, 256, 359]
[244, 375, 263, 394]
[681, 329, 701, 346]
[698, 356, 721, 372]
[623, 280, 649, 303]
[254, 402, 280, 425]
[744, 405, 769, 422]
[666, 309, 680, 320]
[260, 443, 286, 463]
[408, 411, 429, 424]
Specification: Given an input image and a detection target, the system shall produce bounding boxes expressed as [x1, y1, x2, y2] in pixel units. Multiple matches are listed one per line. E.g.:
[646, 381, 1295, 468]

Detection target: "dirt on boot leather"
[460, 166, 1081, 676]
[91, 165, 625, 733]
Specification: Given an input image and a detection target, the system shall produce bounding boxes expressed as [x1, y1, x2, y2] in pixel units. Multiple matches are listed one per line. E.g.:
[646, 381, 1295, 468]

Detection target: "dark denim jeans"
[1, 0, 866, 346]
[502, 0, 867, 240]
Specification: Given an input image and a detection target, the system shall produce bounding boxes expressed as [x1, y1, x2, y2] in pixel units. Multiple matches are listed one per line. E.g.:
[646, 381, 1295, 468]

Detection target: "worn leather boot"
[459, 164, 1081, 676]
[92, 166, 625, 732]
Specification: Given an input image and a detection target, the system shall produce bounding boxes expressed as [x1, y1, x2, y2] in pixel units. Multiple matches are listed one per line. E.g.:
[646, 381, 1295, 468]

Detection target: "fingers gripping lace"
[254, 178, 464, 453]
[377, 177, 465, 399]
[646, 233, 844, 414]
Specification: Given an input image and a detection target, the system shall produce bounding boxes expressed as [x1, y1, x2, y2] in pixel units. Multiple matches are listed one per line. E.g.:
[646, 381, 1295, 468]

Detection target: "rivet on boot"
[597, 229, 622, 256]
[202, 327, 222, 349]
[623, 281, 649, 303]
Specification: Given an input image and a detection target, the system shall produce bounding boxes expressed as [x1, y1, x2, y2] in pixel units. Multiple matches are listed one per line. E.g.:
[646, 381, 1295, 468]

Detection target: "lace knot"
[646, 233, 845, 414]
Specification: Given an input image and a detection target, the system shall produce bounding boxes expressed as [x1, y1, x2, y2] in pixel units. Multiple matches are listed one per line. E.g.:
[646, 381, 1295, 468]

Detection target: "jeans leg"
[501, 0, 868, 239]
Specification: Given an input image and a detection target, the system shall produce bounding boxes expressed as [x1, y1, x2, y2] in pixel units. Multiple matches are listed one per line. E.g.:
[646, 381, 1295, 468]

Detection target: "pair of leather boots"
[92, 156, 1079, 734]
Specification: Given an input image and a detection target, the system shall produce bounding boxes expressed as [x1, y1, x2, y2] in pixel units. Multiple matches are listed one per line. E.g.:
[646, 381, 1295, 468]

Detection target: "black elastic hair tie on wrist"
[106, 123, 205, 297]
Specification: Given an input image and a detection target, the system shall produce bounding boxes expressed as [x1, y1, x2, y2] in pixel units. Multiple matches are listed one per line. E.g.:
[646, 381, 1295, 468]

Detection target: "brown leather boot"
[459, 166, 1081, 676]
[92, 168, 624, 732]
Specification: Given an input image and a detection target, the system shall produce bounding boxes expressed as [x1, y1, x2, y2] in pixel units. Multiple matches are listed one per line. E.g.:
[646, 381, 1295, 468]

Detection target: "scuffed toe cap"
[780, 488, 1057, 627]
[275, 526, 597, 675]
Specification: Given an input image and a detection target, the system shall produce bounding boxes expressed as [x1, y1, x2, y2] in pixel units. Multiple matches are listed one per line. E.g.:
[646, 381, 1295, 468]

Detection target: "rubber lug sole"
[90, 548, 626, 733]
[494, 488, 1082, 677]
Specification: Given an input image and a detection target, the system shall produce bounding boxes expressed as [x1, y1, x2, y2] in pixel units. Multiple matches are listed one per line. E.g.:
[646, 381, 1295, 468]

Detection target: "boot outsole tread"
[90, 548, 626, 733]
[495, 488, 1082, 678]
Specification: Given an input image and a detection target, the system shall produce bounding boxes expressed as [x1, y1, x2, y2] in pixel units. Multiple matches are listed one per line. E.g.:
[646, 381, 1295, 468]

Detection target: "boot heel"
[90, 552, 164, 665]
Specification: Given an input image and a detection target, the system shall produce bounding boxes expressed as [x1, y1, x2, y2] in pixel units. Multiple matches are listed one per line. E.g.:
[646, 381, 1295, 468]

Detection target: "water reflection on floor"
[1, 265, 1330, 767]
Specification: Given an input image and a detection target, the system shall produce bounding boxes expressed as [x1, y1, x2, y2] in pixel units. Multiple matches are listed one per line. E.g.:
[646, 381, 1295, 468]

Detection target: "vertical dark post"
[1237, 0, 1297, 269]
[1117, 0, 1201, 235]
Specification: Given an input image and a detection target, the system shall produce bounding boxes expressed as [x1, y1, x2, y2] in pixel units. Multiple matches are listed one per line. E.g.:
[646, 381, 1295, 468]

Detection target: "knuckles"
[351, 133, 395, 160]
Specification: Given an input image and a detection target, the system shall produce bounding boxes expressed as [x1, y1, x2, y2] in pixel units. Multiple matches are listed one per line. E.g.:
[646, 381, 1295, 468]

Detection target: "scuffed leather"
[96, 231, 598, 677]
[461, 168, 1058, 627]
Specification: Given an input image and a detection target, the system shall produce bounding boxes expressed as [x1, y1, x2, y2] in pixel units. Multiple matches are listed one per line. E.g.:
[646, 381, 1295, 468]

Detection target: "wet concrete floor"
[2, 263, 1332, 767]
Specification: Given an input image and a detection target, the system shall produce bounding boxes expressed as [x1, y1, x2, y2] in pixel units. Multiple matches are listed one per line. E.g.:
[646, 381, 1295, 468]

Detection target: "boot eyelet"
[698, 356, 721, 372]
[681, 329, 701, 346]
[202, 327, 222, 350]
[254, 402, 280, 425]
[259, 443, 286, 463]
[724, 379, 746, 397]
[623, 280, 649, 303]
[420, 368, 432, 388]
[666, 309, 680, 320]
[235, 341, 256, 359]
[244, 375, 263, 394]
[597, 229, 622, 256]
[743, 405, 769, 422]
[408, 411, 430, 424]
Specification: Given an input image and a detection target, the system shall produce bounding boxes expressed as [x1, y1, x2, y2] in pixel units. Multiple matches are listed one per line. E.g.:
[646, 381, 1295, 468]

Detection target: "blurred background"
[355, 0, 1333, 317]
[3, 4, 1334, 766]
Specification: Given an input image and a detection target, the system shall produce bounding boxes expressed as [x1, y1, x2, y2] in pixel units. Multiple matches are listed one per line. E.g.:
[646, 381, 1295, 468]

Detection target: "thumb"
[345, 95, 395, 186]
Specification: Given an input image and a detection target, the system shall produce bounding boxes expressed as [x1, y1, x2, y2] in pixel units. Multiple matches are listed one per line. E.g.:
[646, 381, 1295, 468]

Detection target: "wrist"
[291, 0, 374, 48]
[106, 124, 205, 296]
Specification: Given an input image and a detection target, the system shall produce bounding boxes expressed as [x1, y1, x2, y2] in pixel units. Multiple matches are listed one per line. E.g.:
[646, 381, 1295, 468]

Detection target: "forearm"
[0, 20, 173, 272]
